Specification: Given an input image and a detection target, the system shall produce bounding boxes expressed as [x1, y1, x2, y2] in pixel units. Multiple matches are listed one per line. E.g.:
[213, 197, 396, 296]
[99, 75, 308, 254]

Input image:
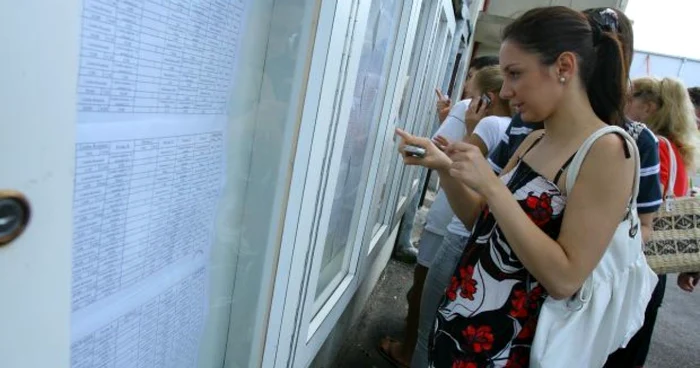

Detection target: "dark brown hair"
[470, 55, 499, 70]
[502, 6, 628, 126]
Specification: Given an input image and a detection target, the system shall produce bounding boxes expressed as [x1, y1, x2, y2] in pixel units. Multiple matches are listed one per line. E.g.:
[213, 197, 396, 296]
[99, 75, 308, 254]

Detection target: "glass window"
[375, 1, 432, 229]
[314, 0, 402, 307]
[197, 0, 322, 367]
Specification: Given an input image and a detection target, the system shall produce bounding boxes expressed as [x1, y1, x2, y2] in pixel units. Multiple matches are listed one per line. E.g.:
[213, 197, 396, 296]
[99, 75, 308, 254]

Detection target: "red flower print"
[459, 266, 478, 300]
[446, 276, 460, 301]
[462, 325, 494, 353]
[509, 289, 528, 318]
[529, 285, 544, 309]
[516, 316, 537, 340]
[453, 361, 478, 368]
[524, 192, 553, 226]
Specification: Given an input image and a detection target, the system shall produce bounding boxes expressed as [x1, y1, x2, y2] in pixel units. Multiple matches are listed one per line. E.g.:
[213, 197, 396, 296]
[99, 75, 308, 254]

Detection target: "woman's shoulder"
[478, 115, 511, 125]
[449, 99, 471, 115]
[476, 115, 511, 130]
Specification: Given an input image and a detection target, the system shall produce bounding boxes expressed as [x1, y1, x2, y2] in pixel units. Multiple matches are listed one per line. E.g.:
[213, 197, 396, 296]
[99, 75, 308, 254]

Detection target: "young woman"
[488, 7, 663, 247]
[396, 6, 635, 366]
[410, 65, 512, 367]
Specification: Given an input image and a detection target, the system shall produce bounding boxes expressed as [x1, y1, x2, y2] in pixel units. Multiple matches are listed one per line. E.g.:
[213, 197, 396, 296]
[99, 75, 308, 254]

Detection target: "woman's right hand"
[435, 89, 452, 122]
[395, 128, 451, 171]
[465, 97, 488, 133]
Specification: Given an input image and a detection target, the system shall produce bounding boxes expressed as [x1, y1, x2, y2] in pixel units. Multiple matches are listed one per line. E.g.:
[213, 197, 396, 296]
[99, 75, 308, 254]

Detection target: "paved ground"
[330, 203, 700, 368]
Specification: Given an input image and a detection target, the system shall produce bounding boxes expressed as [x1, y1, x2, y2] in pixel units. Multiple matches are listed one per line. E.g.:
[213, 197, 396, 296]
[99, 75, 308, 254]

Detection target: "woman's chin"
[519, 111, 534, 123]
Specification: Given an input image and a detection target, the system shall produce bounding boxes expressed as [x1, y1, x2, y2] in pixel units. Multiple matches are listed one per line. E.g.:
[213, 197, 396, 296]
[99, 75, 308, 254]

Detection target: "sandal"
[377, 337, 410, 368]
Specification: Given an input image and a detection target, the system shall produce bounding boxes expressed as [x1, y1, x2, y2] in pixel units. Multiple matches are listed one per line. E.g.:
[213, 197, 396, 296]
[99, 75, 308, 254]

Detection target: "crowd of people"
[378, 5, 700, 368]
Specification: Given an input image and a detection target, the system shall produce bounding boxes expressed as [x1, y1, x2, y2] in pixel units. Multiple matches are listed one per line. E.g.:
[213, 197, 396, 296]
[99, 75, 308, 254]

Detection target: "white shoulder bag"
[530, 126, 658, 368]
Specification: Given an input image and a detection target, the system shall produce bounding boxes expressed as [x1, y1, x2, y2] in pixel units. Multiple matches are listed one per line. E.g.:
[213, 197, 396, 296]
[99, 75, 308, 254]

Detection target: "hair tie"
[598, 8, 620, 32]
[587, 8, 619, 45]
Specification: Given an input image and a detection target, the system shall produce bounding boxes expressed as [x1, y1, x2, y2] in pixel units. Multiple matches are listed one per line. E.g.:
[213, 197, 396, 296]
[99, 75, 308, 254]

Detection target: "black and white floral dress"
[429, 143, 572, 368]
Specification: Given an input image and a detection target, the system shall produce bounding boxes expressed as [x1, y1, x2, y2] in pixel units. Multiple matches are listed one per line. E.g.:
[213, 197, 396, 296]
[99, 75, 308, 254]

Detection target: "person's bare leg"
[379, 264, 428, 366]
[402, 264, 428, 358]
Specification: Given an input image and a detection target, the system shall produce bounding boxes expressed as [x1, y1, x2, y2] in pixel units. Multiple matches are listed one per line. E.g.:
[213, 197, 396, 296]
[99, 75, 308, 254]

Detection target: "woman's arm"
[482, 135, 635, 299]
[436, 171, 485, 229]
[396, 128, 485, 228]
[639, 213, 655, 244]
[436, 117, 512, 230]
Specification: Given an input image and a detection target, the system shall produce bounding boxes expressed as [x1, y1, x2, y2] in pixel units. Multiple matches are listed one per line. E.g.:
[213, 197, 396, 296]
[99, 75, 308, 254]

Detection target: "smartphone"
[404, 145, 426, 158]
[480, 94, 492, 109]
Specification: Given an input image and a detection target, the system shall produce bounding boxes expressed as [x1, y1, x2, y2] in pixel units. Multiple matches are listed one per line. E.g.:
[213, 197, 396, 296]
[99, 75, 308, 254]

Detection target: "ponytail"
[585, 15, 628, 127]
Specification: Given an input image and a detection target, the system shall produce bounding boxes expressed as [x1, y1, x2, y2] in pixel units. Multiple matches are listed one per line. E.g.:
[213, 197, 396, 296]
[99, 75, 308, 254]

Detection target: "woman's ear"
[644, 101, 660, 116]
[555, 51, 577, 82]
[487, 91, 497, 103]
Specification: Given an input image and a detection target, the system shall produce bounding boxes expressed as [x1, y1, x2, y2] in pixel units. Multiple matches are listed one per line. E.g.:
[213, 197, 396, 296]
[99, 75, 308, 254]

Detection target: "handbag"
[644, 136, 700, 274]
[530, 126, 658, 368]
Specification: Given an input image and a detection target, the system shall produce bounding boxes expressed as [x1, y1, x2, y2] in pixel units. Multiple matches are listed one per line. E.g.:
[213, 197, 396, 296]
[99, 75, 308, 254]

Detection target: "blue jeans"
[411, 232, 470, 368]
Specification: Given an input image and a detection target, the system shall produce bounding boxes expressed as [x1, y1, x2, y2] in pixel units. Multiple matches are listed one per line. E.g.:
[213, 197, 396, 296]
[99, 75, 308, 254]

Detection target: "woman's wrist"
[435, 157, 453, 172]
[482, 174, 508, 202]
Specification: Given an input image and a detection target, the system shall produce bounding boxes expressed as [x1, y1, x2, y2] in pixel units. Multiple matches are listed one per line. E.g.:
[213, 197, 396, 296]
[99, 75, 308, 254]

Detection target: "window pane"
[198, 0, 321, 366]
[315, 0, 401, 303]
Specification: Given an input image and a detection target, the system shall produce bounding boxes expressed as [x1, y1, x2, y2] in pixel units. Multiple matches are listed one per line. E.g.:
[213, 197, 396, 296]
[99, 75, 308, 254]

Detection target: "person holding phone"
[411, 65, 512, 367]
[378, 57, 499, 368]
[436, 56, 500, 124]
[397, 6, 638, 365]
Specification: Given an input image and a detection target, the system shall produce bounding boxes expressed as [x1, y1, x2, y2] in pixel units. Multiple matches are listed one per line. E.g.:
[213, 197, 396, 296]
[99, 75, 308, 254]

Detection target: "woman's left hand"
[447, 141, 501, 197]
[465, 97, 488, 133]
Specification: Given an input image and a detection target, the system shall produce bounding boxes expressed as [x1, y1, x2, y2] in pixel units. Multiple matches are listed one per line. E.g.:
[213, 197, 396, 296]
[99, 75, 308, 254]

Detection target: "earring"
[559, 76, 566, 84]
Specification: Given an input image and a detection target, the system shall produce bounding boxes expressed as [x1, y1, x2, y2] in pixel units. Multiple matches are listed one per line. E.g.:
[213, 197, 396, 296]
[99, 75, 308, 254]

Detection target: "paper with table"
[71, 1, 247, 366]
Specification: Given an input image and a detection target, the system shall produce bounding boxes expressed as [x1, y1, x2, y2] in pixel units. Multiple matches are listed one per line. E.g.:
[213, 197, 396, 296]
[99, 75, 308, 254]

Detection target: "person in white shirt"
[411, 65, 512, 367]
[378, 60, 509, 368]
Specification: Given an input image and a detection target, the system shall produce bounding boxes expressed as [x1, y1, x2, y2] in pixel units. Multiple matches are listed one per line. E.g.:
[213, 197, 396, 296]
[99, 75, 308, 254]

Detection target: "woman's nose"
[499, 85, 513, 99]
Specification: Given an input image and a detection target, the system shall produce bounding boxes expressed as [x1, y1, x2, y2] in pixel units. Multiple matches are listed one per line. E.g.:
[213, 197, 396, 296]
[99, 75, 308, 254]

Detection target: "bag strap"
[657, 136, 677, 202]
[565, 126, 641, 219]
[563, 126, 641, 310]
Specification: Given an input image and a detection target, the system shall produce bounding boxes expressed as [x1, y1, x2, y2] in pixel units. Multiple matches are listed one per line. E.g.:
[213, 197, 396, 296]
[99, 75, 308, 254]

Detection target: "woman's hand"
[465, 97, 488, 133]
[678, 272, 700, 292]
[446, 141, 502, 197]
[432, 135, 450, 151]
[395, 128, 451, 171]
[435, 89, 452, 123]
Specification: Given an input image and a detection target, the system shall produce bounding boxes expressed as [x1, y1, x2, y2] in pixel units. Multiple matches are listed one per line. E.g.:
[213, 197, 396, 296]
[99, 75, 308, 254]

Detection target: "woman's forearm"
[639, 213, 655, 245]
[437, 169, 485, 229]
